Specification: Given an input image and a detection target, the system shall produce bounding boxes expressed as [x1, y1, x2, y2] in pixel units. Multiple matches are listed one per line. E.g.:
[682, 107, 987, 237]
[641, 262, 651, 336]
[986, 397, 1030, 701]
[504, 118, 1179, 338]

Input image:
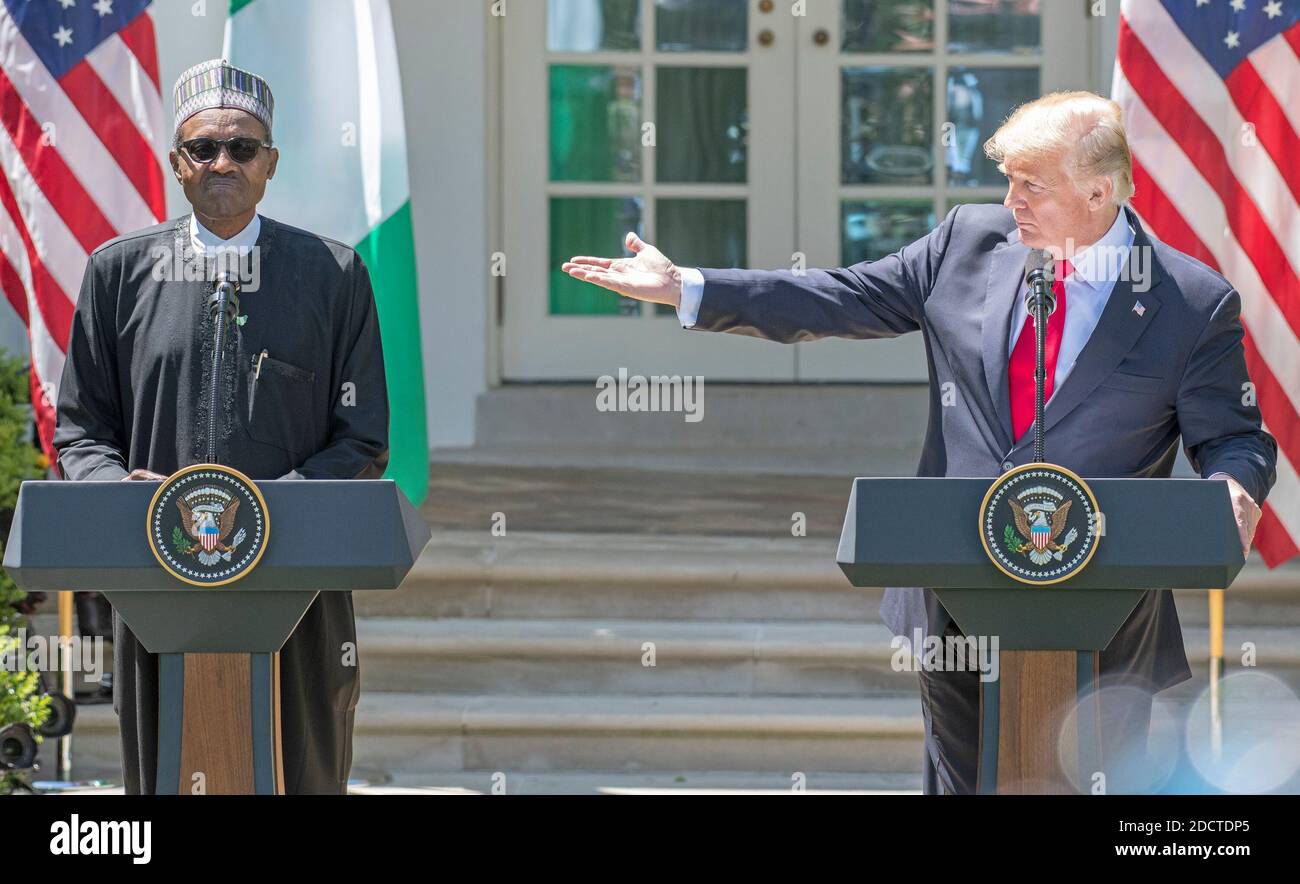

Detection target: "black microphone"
[1023, 248, 1057, 317]
[1021, 249, 1058, 464]
[205, 272, 241, 463]
[208, 271, 241, 326]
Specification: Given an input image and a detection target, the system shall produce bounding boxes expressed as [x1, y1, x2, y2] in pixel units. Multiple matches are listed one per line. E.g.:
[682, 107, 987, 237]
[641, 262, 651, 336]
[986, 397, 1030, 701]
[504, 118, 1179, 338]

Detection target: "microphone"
[208, 272, 241, 327]
[1023, 248, 1057, 318]
[1021, 249, 1059, 464]
[205, 272, 241, 463]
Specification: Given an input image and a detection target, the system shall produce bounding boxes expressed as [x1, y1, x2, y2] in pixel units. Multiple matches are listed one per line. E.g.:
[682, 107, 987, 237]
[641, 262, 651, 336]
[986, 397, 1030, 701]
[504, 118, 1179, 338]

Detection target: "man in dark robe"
[52, 59, 389, 794]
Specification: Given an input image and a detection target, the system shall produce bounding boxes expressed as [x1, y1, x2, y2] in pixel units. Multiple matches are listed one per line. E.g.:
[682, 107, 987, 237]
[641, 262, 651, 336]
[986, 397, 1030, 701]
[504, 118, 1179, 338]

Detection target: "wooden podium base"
[978, 650, 1102, 794]
[156, 652, 285, 795]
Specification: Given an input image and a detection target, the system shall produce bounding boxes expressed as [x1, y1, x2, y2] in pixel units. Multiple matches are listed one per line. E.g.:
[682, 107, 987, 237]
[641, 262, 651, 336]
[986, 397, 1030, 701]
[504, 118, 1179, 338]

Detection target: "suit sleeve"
[688, 205, 959, 343]
[52, 251, 130, 481]
[1177, 287, 1278, 505]
[279, 251, 390, 480]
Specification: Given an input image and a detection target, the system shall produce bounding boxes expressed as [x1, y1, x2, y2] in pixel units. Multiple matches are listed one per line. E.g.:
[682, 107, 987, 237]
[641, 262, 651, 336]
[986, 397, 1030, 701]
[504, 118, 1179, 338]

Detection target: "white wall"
[390, 0, 488, 448]
[1096, 1, 1122, 93]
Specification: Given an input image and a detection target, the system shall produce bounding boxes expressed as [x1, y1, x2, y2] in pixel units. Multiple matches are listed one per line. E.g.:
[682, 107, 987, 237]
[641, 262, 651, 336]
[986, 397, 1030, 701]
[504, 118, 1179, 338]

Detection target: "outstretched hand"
[562, 232, 684, 308]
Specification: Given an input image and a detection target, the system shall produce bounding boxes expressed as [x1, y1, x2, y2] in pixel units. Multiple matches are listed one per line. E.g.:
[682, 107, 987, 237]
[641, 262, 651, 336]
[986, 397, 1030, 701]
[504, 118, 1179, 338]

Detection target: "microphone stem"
[1033, 295, 1047, 463]
[208, 283, 230, 464]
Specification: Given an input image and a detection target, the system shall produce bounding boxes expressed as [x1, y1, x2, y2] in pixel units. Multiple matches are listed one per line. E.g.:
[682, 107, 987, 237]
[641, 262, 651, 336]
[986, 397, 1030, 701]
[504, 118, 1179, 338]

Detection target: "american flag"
[1114, 0, 1300, 568]
[0, 0, 165, 465]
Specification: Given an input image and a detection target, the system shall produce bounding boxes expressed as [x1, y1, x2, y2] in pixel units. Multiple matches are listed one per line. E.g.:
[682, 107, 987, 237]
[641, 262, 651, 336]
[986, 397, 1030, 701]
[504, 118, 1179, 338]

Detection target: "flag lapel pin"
[1133, 300, 1146, 317]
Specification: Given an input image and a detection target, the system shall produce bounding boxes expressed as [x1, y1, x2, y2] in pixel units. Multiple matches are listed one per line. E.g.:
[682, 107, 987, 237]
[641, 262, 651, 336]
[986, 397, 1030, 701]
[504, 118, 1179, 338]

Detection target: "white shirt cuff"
[1209, 470, 1255, 503]
[676, 267, 704, 328]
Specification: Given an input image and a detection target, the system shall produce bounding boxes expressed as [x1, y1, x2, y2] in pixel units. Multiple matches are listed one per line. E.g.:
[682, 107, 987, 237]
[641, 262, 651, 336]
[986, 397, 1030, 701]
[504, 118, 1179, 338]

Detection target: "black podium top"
[837, 477, 1244, 591]
[3, 479, 431, 592]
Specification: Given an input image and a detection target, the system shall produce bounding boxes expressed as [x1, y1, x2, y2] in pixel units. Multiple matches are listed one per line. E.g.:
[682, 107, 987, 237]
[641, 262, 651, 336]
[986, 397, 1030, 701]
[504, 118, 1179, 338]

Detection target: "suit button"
[1002, 461, 1014, 471]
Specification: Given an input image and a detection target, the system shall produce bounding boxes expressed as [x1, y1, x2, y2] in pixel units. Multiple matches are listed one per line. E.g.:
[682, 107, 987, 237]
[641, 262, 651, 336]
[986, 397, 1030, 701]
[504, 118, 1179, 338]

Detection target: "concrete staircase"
[349, 531, 1300, 791]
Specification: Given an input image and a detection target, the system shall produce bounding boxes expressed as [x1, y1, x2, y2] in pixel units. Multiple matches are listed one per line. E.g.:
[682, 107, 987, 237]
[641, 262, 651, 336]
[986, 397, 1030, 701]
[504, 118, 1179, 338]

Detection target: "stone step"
[357, 618, 910, 695]
[462, 384, 930, 477]
[347, 693, 926, 777]
[363, 532, 877, 621]
[355, 617, 1300, 696]
[63, 693, 927, 780]
[41, 771, 925, 795]
[351, 770, 923, 794]
[361, 530, 1300, 624]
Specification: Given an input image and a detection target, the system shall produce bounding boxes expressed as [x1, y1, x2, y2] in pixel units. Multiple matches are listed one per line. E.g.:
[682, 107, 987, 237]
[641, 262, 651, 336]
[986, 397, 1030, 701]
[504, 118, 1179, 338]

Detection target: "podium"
[3, 478, 430, 794]
[837, 476, 1244, 794]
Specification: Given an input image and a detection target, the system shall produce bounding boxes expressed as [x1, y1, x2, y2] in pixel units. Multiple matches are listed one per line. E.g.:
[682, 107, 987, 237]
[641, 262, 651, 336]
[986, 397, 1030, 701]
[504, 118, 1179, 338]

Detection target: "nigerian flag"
[224, 0, 427, 505]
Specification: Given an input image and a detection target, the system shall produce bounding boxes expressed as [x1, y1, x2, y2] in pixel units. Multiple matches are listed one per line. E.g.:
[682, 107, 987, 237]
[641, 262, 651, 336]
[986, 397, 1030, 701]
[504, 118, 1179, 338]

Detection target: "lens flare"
[1185, 670, 1300, 794]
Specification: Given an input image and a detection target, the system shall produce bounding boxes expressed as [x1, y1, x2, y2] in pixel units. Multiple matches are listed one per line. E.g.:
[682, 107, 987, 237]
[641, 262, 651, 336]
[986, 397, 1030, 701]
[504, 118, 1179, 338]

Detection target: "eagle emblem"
[173, 490, 248, 566]
[147, 465, 269, 587]
[979, 464, 1100, 585]
[1006, 497, 1080, 566]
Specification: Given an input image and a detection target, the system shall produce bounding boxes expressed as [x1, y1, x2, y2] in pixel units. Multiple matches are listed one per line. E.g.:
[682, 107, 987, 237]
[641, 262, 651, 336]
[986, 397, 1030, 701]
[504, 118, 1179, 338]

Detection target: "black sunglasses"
[180, 136, 272, 165]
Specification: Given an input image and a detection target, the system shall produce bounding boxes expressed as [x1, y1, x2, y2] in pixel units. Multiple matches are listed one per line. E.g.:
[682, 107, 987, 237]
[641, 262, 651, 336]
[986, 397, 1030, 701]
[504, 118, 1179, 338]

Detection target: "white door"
[503, 0, 1093, 382]
[503, 0, 798, 380]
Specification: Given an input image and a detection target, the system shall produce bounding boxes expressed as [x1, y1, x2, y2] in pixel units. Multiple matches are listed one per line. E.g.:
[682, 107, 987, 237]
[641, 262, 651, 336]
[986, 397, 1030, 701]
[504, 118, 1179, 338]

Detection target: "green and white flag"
[225, 0, 427, 505]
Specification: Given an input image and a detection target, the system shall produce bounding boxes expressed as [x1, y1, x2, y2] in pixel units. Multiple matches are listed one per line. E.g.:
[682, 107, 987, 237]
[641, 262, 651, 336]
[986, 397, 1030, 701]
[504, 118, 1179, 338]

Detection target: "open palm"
[562, 232, 682, 307]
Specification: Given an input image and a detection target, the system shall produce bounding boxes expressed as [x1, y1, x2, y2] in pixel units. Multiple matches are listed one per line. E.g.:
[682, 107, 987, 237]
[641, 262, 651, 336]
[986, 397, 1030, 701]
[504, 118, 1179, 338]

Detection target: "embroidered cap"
[172, 58, 274, 145]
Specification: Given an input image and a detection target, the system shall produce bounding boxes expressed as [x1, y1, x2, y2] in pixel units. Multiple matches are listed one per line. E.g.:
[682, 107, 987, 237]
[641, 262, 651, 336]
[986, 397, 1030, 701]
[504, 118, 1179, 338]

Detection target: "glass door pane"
[549, 197, 644, 315]
[550, 65, 644, 183]
[842, 0, 934, 52]
[656, 0, 748, 51]
[655, 66, 748, 183]
[548, 0, 641, 51]
[842, 66, 935, 185]
[945, 66, 1039, 188]
[947, 0, 1040, 54]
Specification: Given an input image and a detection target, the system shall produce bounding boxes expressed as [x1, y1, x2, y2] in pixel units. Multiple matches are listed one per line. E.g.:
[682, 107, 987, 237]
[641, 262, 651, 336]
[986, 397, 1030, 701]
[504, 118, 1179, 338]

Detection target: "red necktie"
[1009, 259, 1070, 442]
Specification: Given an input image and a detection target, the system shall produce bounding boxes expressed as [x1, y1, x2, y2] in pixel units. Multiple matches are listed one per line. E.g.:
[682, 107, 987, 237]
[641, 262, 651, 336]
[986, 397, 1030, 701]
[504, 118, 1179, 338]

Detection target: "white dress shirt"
[189, 212, 261, 255]
[1005, 206, 1133, 397]
[676, 265, 707, 328]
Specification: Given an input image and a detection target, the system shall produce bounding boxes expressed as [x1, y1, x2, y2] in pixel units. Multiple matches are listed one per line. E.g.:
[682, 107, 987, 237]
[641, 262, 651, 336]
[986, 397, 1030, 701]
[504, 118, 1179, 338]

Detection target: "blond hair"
[983, 91, 1135, 206]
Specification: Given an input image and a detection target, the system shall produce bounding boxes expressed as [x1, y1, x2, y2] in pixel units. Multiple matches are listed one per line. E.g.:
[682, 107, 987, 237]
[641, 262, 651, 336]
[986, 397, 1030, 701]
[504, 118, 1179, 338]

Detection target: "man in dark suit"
[563, 91, 1277, 794]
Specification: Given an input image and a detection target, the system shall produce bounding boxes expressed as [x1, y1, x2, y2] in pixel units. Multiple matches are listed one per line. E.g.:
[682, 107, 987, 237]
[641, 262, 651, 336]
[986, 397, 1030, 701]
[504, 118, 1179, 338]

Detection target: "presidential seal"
[978, 463, 1100, 586]
[146, 464, 270, 587]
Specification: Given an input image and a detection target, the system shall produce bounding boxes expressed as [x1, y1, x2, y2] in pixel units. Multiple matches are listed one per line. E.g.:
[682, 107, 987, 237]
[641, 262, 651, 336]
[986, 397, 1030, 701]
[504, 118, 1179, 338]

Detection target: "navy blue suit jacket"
[691, 204, 1278, 690]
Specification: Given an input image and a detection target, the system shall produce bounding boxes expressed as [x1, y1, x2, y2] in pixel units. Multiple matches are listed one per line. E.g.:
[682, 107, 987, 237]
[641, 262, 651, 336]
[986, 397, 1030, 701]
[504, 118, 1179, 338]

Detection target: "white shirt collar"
[189, 213, 261, 255]
[1062, 207, 1134, 290]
